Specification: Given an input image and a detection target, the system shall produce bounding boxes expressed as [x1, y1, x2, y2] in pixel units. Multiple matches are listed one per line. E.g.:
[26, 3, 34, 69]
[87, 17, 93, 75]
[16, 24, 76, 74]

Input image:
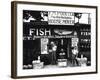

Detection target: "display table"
[57, 59, 67, 67]
[77, 57, 87, 67]
[32, 61, 44, 69]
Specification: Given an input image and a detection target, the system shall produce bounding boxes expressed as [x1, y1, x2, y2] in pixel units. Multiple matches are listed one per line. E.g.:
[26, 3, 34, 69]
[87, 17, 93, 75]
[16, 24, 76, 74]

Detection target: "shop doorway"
[47, 38, 71, 64]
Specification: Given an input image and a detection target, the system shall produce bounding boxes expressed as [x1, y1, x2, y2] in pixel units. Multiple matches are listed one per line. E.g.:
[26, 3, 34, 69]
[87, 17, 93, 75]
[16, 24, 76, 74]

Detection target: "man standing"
[72, 46, 79, 66]
[50, 41, 57, 65]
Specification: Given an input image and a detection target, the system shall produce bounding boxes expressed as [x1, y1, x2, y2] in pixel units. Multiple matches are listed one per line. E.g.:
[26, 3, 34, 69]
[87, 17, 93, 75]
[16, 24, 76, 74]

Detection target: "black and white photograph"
[11, 1, 97, 78]
[23, 10, 91, 69]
